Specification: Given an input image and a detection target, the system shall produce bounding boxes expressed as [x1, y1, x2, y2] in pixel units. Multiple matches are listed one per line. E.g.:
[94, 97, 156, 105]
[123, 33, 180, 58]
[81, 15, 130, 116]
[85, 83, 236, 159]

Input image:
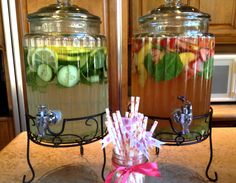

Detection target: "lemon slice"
[179, 52, 196, 66]
[50, 46, 92, 55]
[31, 48, 58, 72]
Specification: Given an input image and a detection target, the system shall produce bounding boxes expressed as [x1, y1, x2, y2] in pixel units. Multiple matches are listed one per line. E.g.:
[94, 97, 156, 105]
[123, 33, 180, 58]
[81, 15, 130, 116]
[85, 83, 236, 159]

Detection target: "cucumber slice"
[89, 75, 100, 83]
[79, 53, 89, 68]
[37, 64, 53, 82]
[90, 48, 106, 69]
[57, 65, 80, 87]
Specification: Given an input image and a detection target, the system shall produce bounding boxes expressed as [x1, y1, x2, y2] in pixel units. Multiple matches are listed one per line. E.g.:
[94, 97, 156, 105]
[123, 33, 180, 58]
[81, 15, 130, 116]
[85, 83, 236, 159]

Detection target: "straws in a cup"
[101, 96, 164, 159]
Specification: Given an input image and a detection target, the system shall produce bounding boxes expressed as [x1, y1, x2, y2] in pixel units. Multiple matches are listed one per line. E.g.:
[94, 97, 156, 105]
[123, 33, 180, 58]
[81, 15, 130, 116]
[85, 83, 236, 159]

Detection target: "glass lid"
[139, 0, 210, 24]
[28, 0, 101, 23]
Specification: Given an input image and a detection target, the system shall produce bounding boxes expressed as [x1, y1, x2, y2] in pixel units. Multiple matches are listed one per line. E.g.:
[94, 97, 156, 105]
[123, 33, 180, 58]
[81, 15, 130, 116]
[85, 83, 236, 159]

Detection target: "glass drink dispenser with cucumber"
[131, 0, 215, 144]
[24, 0, 108, 144]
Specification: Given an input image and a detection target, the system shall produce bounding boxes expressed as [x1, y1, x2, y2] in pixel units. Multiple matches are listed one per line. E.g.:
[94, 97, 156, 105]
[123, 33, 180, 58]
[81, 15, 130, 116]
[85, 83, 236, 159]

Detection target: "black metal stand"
[23, 112, 107, 183]
[205, 108, 218, 182]
[149, 107, 218, 182]
[23, 107, 218, 182]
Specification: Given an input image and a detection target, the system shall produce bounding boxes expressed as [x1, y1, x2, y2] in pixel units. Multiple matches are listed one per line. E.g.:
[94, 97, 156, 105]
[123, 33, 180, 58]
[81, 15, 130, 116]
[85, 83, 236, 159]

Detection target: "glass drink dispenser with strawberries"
[23, 0, 108, 144]
[131, 0, 215, 143]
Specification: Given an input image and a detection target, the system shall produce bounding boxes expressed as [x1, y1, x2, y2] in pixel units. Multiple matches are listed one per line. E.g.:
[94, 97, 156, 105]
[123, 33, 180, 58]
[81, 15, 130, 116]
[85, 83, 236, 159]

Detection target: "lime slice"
[31, 48, 58, 72]
[27, 48, 36, 71]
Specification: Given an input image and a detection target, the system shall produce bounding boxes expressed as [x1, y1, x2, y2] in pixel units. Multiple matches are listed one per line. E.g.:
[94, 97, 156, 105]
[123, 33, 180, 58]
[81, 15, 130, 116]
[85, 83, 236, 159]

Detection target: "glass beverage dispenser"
[24, 0, 108, 143]
[131, 0, 215, 143]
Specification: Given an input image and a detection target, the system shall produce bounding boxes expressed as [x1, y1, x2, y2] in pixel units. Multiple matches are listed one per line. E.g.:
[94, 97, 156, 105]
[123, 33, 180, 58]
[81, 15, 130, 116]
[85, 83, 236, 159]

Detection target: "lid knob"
[57, 0, 71, 6]
[165, 0, 181, 5]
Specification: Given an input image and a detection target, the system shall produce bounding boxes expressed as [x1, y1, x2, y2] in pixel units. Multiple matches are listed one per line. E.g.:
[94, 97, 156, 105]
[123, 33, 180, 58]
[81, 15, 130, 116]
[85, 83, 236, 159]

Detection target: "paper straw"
[105, 120, 122, 153]
[130, 96, 135, 116]
[134, 97, 140, 113]
[143, 116, 148, 131]
[112, 113, 124, 152]
[125, 112, 129, 118]
[150, 121, 158, 134]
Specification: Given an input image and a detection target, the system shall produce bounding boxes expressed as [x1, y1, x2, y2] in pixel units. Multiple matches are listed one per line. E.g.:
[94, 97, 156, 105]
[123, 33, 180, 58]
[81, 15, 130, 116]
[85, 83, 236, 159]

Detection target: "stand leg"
[156, 147, 160, 155]
[101, 148, 106, 181]
[80, 145, 84, 156]
[23, 133, 35, 183]
[205, 109, 218, 182]
[100, 113, 107, 181]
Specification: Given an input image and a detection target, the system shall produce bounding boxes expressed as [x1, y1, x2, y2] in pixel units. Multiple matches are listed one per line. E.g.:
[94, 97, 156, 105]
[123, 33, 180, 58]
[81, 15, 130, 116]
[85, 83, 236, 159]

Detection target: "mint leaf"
[144, 53, 153, 75]
[153, 52, 183, 81]
[203, 57, 214, 79]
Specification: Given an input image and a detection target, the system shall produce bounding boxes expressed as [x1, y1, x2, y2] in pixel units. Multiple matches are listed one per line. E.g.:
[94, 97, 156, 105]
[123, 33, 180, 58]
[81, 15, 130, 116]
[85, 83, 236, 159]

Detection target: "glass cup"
[110, 151, 148, 183]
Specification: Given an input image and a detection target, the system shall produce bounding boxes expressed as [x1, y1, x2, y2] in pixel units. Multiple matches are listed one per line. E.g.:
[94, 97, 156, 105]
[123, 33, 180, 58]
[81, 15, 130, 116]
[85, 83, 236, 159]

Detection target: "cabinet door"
[131, 0, 236, 44]
[25, 0, 107, 34]
[0, 118, 14, 150]
[189, 0, 236, 44]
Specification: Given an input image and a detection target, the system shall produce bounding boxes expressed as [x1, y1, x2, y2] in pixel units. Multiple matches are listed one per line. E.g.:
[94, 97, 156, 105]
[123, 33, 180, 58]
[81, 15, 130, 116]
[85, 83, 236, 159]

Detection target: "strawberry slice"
[176, 39, 199, 52]
[168, 38, 176, 50]
[199, 48, 209, 62]
[160, 38, 167, 49]
[186, 59, 204, 79]
[152, 48, 164, 64]
[132, 39, 144, 53]
[180, 38, 198, 45]
[198, 37, 215, 49]
[209, 49, 215, 57]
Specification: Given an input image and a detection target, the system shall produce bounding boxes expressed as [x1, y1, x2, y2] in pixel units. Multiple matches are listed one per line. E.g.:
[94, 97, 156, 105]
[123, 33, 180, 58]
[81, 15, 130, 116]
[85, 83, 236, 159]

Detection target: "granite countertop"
[0, 128, 236, 183]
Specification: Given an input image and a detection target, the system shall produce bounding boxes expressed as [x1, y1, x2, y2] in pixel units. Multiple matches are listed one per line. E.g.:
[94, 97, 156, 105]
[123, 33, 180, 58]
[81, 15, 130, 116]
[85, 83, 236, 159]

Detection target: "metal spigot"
[36, 105, 62, 137]
[172, 96, 193, 135]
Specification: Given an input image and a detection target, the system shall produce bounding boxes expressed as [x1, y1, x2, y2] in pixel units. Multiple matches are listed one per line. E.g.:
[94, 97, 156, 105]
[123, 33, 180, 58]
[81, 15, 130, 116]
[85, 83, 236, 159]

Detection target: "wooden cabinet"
[130, 0, 236, 45]
[0, 118, 14, 150]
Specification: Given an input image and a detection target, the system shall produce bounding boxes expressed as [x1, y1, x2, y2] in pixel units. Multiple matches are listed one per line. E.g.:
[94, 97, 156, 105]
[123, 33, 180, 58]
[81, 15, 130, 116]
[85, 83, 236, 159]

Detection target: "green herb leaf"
[153, 52, 183, 81]
[203, 57, 214, 79]
[144, 53, 153, 75]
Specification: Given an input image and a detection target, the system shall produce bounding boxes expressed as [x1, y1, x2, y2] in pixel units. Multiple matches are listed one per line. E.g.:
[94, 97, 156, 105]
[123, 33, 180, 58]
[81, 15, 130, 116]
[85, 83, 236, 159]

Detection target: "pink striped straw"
[130, 96, 135, 117]
[150, 121, 158, 134]
[134, 97, 140, 113]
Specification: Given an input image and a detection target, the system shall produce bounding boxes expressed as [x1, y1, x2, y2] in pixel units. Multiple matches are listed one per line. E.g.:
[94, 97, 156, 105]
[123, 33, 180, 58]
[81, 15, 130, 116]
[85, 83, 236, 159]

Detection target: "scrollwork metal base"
[149, 107, 218, 182]
[23, 112, 107, 183]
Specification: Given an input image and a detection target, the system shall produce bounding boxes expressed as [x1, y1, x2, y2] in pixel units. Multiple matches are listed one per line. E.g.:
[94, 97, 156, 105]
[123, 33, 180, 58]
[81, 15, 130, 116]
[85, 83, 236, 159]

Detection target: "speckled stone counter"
[0, 128, 236, 183]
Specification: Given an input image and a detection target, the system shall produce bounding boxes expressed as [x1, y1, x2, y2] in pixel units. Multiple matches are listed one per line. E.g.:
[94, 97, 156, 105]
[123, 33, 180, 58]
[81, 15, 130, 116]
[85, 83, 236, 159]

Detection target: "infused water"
[24, 44, 108, 140]
[131, 36, 215, 140]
